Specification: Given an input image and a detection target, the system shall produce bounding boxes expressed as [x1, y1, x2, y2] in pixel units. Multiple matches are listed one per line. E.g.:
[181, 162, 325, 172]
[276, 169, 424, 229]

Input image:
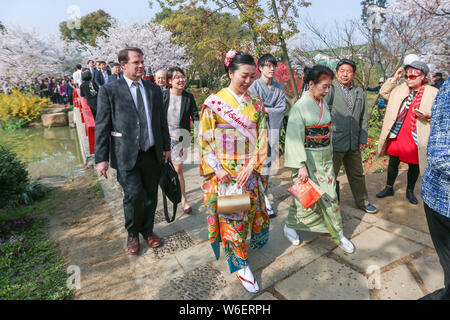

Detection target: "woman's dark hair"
[167, 67, 185, 80]
[304, 65, 335, 84]
[82, 70, 92, 82]
[225, 51, 256, 75]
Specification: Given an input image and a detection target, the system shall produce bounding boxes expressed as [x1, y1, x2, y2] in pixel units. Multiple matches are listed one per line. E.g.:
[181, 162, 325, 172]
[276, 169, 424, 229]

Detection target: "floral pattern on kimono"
[199, 88, 270, 274]
[284, 94, 344, 244]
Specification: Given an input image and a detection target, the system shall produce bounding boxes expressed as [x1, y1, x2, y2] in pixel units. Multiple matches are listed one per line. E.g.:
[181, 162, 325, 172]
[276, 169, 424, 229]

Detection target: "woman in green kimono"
[284, 65, 355, 254]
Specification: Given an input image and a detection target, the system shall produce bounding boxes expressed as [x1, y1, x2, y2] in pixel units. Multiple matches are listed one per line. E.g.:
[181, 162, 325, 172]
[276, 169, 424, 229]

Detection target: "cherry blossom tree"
[82, 21, 191, 72]
[0, 25, 78, 86]
[384, 0, 449, 72]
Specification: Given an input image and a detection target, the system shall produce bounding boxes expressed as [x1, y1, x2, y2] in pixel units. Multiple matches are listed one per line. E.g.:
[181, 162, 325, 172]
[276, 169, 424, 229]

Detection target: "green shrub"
[0, 118, 29, 131]
[0, 145, 45, 209]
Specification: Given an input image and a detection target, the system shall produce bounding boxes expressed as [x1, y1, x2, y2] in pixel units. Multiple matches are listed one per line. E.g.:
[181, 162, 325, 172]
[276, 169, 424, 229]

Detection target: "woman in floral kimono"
[199, 50, 269, 293]
[284, 65, 355, 254]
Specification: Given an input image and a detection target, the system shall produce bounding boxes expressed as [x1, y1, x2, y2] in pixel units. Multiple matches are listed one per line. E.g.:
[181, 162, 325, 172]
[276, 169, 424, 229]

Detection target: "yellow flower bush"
[0, 90, 49, 123]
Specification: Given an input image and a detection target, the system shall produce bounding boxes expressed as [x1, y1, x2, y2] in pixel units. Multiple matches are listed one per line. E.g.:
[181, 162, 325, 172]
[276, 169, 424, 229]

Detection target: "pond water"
[0, 127, 83, 179]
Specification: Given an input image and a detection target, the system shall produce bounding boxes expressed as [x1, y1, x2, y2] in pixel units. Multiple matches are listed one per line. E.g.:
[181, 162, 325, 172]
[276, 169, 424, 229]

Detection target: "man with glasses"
[249, 53, 287, 218]
[326, 58, 377, 214]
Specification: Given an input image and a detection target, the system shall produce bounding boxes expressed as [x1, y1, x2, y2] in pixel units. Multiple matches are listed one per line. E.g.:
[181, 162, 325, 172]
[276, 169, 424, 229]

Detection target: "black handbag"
[159, 160, 182, 223]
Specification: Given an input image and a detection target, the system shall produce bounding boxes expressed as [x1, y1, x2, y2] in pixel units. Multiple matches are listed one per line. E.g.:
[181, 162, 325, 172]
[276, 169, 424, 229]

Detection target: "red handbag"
[287, 178, 323, 209]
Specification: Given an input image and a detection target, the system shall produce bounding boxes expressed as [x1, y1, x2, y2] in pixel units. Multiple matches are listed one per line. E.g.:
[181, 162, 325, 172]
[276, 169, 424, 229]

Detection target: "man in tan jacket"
[376, 61, 438, 204]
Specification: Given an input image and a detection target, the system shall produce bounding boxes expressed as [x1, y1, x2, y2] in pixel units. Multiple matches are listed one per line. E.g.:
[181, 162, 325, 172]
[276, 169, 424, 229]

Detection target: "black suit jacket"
[95, 69, 112, 88]
[109, 73, 123, 83]
[95, 78, 170, 170]
[80, 81, 98, 111]
[162, 89, 199, 136]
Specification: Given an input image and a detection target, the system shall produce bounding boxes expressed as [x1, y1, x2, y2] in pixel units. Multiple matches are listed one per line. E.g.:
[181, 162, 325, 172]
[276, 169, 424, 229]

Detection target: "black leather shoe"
[406, 189, 419, 205]
[376, 186, 394, 198]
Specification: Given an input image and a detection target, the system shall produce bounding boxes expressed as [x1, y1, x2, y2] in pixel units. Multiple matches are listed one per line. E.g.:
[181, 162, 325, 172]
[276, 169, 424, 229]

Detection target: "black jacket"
[432, 78, 445, 90]
[95, 69, 112, 88]
[162, 89, 199, 137]
[95, 78, 170, 170]
[109, 73, 123, 83]
[80, 81, 98, 111]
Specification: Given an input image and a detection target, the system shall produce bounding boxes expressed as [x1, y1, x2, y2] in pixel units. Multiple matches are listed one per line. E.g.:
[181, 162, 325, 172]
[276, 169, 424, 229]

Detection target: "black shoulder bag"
[159, 160, 182, 223]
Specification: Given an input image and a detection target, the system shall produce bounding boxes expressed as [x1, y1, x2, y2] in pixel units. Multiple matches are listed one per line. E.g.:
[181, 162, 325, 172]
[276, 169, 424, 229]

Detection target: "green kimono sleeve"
[284, 104, 307, 169]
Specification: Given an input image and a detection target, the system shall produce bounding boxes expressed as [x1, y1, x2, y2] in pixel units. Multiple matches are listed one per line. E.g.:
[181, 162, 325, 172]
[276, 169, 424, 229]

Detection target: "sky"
[0, 0, 365, 36]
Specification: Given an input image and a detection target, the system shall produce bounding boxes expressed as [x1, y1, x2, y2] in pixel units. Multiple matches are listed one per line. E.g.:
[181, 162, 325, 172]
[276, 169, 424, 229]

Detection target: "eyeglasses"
[404, 75, 420, 80]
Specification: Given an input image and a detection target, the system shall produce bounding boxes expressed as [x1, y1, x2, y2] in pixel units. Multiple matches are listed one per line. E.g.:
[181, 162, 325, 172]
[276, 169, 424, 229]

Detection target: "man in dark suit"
[95, 61, 112, 88]
[109, 62, 123, 83]
[95, 47, 171, 255]
[87, 60, 96, 79]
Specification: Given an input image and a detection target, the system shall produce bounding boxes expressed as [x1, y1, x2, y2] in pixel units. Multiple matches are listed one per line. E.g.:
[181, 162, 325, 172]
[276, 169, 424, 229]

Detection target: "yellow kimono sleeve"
[248, 104, 269, 174]
[284, 105, 307, 169]
[199, 105, 223, 176]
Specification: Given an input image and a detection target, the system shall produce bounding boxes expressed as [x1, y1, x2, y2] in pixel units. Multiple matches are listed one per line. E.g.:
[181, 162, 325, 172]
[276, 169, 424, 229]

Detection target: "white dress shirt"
[73, 70, 82, 86]
[123, 75, 155, 147]
[102, 70, 109, 85]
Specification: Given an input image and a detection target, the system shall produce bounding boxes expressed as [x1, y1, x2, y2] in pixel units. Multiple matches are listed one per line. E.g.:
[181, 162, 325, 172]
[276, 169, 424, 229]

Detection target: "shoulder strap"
[163, 194, 177, 223]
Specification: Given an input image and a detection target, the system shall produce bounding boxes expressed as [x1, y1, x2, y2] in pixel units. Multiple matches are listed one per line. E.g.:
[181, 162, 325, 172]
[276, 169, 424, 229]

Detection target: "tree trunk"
[271, 0, 299, 101]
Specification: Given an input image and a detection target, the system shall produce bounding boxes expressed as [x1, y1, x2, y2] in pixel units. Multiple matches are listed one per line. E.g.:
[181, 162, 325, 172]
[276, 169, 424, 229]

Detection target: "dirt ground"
[339, 160, 429, 234]
[47, 169, 145, 300]
[46, 159, 429, 300]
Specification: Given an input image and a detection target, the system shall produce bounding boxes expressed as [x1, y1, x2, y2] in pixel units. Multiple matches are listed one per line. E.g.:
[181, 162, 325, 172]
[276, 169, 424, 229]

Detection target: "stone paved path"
[96, 146, 444, 300]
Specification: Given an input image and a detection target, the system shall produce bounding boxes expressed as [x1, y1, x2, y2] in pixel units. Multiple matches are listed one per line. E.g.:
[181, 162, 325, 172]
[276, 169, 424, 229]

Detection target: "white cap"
[404, 54, 420, 66]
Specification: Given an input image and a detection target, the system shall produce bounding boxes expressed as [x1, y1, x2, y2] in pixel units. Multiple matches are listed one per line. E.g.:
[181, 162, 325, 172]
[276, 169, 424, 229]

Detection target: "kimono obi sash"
[305, 123, 331, 148]
[213, 126, 255, 160]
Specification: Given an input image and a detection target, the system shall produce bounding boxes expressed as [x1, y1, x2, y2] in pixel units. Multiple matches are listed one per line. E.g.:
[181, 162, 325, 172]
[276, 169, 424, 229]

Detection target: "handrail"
[73, 88, 95, 155]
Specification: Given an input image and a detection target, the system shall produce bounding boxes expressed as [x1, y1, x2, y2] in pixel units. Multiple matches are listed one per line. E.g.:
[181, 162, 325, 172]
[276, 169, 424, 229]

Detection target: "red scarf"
[409, 86, 425, 145]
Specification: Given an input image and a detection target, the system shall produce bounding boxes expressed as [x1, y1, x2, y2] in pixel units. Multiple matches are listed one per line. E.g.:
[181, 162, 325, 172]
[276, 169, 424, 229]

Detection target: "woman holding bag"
[163, 67, 199, 214]
[284, 65, 354, 254]
[199, 50, 269, 293]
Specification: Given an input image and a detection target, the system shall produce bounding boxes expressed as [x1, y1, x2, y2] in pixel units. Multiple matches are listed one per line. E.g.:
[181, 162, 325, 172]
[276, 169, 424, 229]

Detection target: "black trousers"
[421, 203, 450, 300]
[386, 155, 420, 190]
[117, 148, 162, 239]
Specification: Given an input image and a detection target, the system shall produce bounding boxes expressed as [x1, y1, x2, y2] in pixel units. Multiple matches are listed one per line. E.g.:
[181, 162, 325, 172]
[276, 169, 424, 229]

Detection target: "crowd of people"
[2, 45, 447, 300]
[90, 47, 448, 300]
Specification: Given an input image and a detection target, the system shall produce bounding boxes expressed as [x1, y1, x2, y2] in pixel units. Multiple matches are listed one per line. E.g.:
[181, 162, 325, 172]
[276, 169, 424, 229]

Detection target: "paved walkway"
[96, 146, 443, 300]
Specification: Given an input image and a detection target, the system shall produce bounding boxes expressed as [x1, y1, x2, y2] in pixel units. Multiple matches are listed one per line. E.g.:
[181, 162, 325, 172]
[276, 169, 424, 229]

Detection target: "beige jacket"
[377, 77, 438, 175]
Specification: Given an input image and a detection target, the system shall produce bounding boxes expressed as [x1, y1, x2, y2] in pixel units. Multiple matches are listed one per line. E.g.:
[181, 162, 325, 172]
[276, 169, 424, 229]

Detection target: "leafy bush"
[0, 145, 45, 209]
[0, 118, 29, 130]
[0, 90, 49, 124]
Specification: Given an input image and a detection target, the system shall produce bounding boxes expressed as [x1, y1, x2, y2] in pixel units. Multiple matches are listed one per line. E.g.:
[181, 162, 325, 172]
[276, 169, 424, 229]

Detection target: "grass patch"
[0, 183, 79, 300]
[0, 217, 74, 300]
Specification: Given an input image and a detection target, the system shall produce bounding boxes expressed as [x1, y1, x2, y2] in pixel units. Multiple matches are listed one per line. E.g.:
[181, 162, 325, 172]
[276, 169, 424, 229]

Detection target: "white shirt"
[123, 75, 155, 147]
[226, 87, 245, 104]
[167, 94, 182, 139]
[73, 70, 82, 86]
[102, 71, 109, 84]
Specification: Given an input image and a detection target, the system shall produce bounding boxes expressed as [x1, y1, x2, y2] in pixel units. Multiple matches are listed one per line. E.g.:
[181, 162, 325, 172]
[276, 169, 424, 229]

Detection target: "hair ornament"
[224, 50, 237, 67]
